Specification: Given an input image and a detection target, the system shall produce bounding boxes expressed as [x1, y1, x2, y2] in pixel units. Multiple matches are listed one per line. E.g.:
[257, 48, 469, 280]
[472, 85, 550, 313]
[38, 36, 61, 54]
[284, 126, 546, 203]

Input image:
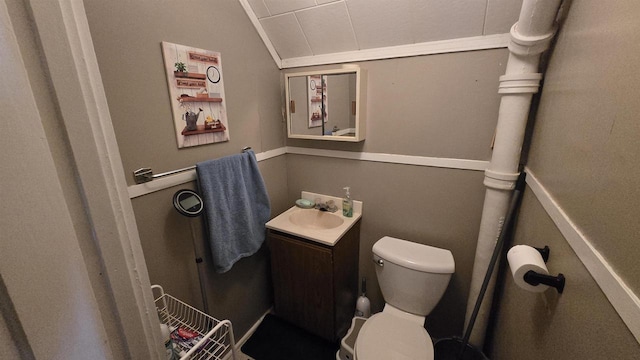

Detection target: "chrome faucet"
[315, 199, 338, 212]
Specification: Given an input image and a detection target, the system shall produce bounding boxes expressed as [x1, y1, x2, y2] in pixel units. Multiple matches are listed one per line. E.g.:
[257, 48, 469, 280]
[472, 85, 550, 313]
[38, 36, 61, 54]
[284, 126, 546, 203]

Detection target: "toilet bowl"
[354, 236, 455, 360]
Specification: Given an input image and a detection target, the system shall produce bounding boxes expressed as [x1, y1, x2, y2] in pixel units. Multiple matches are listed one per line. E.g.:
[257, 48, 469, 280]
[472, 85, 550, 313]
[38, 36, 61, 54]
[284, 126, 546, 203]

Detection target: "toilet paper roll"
[507, 245, 549, 292]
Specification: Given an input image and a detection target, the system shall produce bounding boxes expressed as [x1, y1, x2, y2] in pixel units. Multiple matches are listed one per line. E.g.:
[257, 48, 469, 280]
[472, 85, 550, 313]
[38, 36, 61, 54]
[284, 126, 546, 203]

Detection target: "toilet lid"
[355, 313, 433, 360]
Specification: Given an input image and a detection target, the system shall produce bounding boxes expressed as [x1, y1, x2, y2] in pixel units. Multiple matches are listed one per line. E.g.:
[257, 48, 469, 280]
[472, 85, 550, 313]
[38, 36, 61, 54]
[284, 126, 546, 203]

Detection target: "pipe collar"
[484, 170, 520, 190]
[509, 23, 556, 56]
[499, 73, 542, 94]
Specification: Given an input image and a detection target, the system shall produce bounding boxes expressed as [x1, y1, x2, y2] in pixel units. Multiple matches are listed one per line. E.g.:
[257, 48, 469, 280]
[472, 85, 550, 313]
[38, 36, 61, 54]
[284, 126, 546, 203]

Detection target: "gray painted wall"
[286, 155, 487, 338]
[94, 18, 507, 339]
[286, 49, 507, 159]
[130, 157, 289, 337]
[83, 0, 640, 353]
[84, 0, 507, 340]
[489, 192, 640, 358]
[284, 50, 508, 338]
[83, 0, 285, 184]
[83, 0, 287, 338]
[489, 1, 640, 358]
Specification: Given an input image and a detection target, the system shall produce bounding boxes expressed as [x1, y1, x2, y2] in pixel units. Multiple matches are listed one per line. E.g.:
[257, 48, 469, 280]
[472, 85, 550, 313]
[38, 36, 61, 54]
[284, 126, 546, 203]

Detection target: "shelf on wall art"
[181, 124, 227, 136]
[173, 71, 206, 79]
[178, 97, 223, 103]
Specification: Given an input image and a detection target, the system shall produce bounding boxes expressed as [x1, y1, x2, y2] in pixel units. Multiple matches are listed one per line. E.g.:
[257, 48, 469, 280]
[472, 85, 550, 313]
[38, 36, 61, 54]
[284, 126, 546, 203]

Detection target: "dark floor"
[241, 314, 339, 360]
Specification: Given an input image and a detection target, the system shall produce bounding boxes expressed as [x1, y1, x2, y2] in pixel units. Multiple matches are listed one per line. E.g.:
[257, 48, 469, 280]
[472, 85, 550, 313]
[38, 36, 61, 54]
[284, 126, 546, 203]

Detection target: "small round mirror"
[173, 189, 203, 217]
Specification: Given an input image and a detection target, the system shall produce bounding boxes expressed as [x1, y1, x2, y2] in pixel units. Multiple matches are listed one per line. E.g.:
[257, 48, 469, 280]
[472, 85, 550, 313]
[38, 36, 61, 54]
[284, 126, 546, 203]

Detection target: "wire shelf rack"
[153, 285, 236, 360]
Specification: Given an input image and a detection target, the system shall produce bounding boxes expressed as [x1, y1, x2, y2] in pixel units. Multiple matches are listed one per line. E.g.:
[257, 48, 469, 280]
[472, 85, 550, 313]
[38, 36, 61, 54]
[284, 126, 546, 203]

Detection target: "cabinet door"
[269, 233, 334, 340]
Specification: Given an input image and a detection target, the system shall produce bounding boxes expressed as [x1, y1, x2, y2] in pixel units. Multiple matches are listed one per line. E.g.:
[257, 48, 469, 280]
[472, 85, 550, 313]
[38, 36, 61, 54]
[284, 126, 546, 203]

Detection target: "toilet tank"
[373, 236, 455, 316]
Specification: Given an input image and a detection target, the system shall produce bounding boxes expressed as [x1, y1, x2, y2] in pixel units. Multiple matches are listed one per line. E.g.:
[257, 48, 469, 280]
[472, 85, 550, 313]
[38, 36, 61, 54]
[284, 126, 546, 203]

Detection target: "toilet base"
[337, 316, 368, 360]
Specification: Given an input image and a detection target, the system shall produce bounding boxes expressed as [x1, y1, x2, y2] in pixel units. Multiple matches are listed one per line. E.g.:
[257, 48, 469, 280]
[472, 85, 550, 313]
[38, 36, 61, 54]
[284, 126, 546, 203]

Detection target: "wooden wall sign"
[162, 41, 230, 148]
[188, 51, 218, 64]
[176, 78, 206, 89]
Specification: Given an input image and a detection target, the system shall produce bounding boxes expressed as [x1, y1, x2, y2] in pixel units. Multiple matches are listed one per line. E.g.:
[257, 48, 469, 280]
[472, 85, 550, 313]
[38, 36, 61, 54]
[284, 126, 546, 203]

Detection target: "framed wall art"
[161, 41, 230, 148]
[307, 75, 328, 128]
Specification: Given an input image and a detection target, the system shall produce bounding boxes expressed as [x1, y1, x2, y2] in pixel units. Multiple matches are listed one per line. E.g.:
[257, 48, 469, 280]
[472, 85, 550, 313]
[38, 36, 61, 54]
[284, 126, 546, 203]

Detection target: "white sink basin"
[289, 209, 345, 230]
[266, 191, 362, 246]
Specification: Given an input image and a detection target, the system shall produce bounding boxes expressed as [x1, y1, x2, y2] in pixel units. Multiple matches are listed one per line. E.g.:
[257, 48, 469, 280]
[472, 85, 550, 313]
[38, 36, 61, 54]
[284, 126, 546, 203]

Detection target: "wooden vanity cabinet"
[267, 221, 360, 341]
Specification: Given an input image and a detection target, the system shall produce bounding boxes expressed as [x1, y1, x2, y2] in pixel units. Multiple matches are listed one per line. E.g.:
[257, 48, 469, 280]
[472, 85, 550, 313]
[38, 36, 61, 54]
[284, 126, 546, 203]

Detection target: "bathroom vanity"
[266, 192, 362, 341]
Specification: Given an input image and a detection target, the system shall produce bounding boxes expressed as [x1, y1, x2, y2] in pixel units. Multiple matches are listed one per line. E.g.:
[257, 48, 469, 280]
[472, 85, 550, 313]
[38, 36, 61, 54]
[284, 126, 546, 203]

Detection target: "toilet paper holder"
[523, 270, 565, 293]
[525, 245, 565, 294]
[534, 246, 550, 263]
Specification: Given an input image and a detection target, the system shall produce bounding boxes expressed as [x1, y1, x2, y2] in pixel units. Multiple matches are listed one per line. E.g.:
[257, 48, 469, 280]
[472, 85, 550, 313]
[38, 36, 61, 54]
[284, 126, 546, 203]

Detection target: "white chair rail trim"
[525, 168, 640, 343]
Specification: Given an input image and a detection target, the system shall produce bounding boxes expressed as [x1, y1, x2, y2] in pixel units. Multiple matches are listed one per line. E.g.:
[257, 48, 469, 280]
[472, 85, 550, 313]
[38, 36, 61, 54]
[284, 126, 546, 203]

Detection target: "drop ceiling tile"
[484, 0, 523, 35]
[247, 0, 271, 19]
[346, 0, 414, 49]
[411, 0, 487, 43]
[263, 0, 317, 16]
[295, 2, 358, 54]
[316, 0, 340, 4]
[260, 13, 313, 58]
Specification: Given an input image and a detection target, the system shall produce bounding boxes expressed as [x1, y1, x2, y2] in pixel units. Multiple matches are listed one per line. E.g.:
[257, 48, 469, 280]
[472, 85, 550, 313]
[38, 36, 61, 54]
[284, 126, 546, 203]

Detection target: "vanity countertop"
[266, 191, 362, 246]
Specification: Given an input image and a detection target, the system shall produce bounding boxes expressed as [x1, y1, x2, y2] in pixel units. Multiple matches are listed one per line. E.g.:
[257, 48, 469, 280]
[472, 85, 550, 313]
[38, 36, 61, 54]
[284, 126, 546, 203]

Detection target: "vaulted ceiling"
[241, 0, 524, 68]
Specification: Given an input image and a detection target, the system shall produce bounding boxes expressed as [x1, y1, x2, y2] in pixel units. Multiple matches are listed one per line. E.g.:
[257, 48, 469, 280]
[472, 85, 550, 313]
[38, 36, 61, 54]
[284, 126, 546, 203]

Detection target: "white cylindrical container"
[356, 295, 370, 318]
[355, 277, 371, 318]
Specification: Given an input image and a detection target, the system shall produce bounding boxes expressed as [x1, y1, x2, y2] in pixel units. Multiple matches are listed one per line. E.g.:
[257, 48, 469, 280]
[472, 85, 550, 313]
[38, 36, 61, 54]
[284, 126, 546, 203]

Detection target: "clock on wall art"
[161, 41, 230, 149]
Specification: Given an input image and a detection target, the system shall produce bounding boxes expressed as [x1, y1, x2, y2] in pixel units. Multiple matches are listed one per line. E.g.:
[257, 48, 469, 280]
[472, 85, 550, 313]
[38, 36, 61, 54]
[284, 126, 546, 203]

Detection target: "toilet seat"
[355, 312, 433, 360]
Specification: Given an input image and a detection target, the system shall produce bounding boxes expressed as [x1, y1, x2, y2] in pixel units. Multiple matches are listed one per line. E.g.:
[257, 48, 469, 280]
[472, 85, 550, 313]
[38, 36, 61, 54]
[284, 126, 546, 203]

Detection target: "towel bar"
[133, 147, 252, 184]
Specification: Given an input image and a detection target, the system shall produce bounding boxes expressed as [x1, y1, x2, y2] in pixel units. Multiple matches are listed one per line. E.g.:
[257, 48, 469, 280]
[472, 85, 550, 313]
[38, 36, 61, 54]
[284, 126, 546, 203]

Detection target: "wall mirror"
[285, 66, 366, 142]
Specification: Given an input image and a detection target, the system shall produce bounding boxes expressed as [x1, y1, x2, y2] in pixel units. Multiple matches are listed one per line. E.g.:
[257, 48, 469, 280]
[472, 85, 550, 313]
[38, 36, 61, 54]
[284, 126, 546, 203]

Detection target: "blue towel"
[196, 150, 271, 273]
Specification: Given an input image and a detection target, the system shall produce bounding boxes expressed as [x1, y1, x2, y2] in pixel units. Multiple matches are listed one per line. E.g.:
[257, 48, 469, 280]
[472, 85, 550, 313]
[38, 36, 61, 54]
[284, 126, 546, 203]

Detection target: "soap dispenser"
[342, 187, 353, 217]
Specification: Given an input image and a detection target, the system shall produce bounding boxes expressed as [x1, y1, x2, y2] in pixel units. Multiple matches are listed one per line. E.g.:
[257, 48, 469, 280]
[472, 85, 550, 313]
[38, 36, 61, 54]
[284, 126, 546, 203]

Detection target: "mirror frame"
[285, 66, 366, 142]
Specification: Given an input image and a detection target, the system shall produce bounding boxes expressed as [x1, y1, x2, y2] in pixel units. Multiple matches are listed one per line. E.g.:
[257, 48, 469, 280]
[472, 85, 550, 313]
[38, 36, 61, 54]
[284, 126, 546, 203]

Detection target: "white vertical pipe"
[517, 0, 562, 36]
[464, 0, 563, 346]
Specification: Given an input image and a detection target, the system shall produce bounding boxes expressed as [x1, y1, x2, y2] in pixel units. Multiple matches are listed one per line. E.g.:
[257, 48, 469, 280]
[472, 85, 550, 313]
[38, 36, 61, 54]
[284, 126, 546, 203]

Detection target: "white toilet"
[354, 236, 455, 360]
